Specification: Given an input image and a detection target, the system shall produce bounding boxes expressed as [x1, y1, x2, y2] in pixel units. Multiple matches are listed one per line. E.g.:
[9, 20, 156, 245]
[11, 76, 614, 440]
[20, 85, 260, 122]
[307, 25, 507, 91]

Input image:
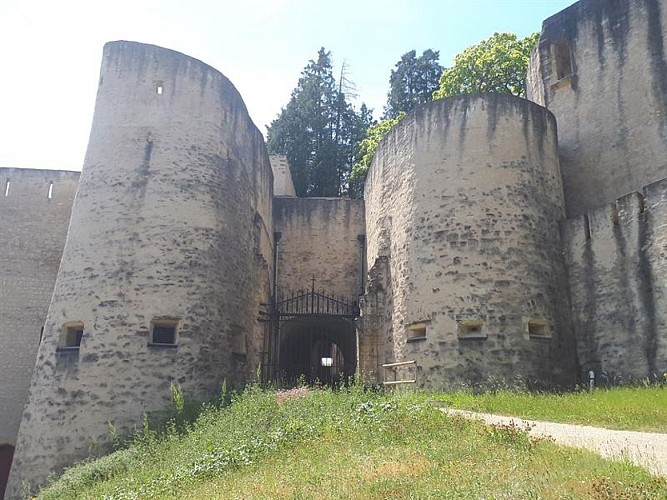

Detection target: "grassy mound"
[38, 386, 666, 499]
[442, 386, 667, 432]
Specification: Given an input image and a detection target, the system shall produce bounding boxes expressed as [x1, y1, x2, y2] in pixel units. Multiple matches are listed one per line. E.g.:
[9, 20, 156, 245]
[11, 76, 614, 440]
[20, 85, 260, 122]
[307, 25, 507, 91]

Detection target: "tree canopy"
[384, 49, 442, 119]
[349, 113, 405, 198]
[267, 48, 371, 197]
[433, 32, 538, 99]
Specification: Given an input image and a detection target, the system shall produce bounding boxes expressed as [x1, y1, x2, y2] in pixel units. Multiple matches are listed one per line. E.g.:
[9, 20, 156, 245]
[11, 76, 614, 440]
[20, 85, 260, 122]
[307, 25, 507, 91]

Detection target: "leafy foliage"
[384, 49, 442, 119]
[434, 32, 539, 99]
[349, 112, 405, 197]
[267, 48, 371, 197]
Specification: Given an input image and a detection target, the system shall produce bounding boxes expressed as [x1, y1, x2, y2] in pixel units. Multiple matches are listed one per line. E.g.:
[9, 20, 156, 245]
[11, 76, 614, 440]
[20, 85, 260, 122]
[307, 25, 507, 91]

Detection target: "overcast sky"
[0, 0, 574, 171]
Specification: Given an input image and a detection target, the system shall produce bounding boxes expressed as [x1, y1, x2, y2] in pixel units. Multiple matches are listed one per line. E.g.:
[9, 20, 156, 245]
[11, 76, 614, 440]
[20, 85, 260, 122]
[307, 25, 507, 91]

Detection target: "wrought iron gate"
[262, 281, 359, 385]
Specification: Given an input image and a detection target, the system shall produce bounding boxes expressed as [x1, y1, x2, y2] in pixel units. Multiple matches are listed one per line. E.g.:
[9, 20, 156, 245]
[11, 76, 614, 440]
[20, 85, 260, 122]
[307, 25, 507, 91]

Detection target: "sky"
[0, 0, 574, 171]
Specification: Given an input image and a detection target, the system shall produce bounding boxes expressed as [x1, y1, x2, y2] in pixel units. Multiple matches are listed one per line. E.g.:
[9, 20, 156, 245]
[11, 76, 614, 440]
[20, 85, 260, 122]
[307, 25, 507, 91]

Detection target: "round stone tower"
[9, 41, 274, 492]
[362, 94, 575, 388]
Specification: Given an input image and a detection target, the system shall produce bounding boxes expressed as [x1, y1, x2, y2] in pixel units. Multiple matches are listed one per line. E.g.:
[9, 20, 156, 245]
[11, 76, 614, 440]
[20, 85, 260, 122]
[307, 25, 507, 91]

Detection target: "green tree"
[384, 49, 442, 119]
[349, 112, 405, 197]
[433, 32, 538, 99]
[267, 48, 370, 197]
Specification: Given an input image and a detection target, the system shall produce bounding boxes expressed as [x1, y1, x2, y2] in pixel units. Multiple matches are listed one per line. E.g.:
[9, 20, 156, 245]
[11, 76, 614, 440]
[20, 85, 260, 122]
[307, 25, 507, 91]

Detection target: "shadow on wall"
[0, 445, 14, 500]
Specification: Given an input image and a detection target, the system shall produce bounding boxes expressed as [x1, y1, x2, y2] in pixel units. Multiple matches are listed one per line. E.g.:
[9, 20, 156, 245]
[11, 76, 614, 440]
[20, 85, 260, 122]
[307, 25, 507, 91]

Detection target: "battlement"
[0, 168, 79, 205]
[564, 176, 667, 240]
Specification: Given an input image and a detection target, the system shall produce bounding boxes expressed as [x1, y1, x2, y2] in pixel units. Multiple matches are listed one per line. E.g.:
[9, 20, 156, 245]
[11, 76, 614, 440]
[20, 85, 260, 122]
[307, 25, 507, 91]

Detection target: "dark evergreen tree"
[267, 48, 371, 197]
[383, 49, 443, 119]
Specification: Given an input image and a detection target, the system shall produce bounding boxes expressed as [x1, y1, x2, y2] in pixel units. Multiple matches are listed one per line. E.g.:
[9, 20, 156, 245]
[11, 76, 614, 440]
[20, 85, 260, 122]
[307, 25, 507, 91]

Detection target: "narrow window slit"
[4, 180, 9, 197]
[48, 181, 53, 199]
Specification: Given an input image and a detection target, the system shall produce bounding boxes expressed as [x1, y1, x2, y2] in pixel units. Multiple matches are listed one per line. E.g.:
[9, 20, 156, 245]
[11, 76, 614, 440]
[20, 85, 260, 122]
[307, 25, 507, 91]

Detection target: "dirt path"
[443, 409, 667, 477]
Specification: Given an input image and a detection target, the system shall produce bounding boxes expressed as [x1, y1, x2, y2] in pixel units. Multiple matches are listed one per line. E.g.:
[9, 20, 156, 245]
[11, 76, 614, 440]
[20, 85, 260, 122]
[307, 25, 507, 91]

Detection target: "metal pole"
[357, 234, 366, 295]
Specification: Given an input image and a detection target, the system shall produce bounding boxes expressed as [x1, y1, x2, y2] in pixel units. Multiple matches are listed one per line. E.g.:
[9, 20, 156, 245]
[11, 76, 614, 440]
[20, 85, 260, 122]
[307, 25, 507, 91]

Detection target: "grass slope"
[38, 387, 666, 499]
[442, 387, 667, 432]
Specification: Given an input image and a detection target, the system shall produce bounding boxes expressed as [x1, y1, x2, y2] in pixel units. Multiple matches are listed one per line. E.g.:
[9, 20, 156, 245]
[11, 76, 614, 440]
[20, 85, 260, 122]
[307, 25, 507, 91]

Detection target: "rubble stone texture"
[2, 0, 667, 495]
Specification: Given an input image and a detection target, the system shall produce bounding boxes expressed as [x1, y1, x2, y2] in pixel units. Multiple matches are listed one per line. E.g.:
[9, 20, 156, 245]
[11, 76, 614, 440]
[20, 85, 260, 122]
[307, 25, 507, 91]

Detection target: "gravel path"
[443, 409, 667, 477]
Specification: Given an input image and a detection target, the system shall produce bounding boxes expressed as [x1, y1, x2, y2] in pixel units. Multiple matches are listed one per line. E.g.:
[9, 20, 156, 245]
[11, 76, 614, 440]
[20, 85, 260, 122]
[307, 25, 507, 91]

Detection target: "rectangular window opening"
[527, 319, 550, 339]
[48, 181, 54, 200]
[553, 40, 573, 80]
[150, 318, 178, 346]
[58, 322, 84, 350]
[231, 325, 247, 359]
[457, 320, 486, 339]
[155, 82, 164, 95]
[407, 322, 427, 342]
[321, 357, 333, 367]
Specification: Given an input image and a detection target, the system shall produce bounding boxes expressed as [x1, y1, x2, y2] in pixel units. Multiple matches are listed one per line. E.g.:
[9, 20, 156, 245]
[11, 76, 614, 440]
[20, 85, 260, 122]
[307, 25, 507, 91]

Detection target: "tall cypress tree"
[384, 49, 443, 119]
[267, 48, 370, 197]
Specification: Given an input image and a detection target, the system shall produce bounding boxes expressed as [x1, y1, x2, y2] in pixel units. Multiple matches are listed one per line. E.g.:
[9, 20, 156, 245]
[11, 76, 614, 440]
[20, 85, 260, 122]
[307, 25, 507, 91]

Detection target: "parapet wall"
[527, 0, 667, 216]
[0, 168, 79, 448]
[9, 41, 274, 494]
[564, 178, 667, 380]
[363, 94, 576, 388]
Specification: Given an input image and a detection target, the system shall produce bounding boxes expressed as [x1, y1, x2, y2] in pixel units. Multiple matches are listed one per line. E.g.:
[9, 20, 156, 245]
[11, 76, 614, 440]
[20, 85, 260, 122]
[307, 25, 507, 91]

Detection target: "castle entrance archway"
[263, 285, 359, 385]
[279, 316, 356, 385]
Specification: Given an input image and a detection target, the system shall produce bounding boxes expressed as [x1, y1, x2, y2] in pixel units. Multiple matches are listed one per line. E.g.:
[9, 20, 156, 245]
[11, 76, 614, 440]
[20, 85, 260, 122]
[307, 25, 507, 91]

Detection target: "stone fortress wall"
[273, 197, 365, 299]
[8, 41, 276, 492]
[362, 95, 576, 387]
[527, 0, 667, 217]
[0, 168, 79, 449]
[4, 0, 667, 495]
[564, 180, 667, 380]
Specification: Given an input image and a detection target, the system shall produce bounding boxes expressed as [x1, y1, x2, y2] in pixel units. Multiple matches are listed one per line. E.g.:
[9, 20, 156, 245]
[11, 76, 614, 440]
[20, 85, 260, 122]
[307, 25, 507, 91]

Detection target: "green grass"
[37, 386, 667, 499]
[440, 386, 667, 432]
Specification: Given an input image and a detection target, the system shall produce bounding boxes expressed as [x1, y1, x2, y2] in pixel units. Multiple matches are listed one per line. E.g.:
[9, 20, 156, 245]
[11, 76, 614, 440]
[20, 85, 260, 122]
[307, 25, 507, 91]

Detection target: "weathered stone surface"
[269, 155, 297, 197]
[4, 0, 667, 493]
[7, 41, 274, 494]
[363, 94, 576, 388]
[527, 0, 667, 217]
[274, 197, 365, 298]
[0, 168, 78, 450]
[564, 182, 667, 381]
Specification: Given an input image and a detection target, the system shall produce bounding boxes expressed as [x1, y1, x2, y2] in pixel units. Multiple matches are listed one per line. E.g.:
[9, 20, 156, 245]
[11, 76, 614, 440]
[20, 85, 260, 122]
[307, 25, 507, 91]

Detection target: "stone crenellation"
[2, 0, 667, 497]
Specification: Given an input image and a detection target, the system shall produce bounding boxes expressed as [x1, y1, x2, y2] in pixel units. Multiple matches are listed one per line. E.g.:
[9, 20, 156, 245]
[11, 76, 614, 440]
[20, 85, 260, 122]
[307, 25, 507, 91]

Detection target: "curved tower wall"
[527, 0, 667, 217]
[9, 41, 274, 491]
[363, 95, 575, 388]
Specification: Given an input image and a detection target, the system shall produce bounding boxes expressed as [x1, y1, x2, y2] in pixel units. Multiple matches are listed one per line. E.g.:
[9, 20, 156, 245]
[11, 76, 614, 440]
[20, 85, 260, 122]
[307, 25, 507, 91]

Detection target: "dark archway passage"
[279, 317, 356, 385]
[0, 444, 14, 500]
